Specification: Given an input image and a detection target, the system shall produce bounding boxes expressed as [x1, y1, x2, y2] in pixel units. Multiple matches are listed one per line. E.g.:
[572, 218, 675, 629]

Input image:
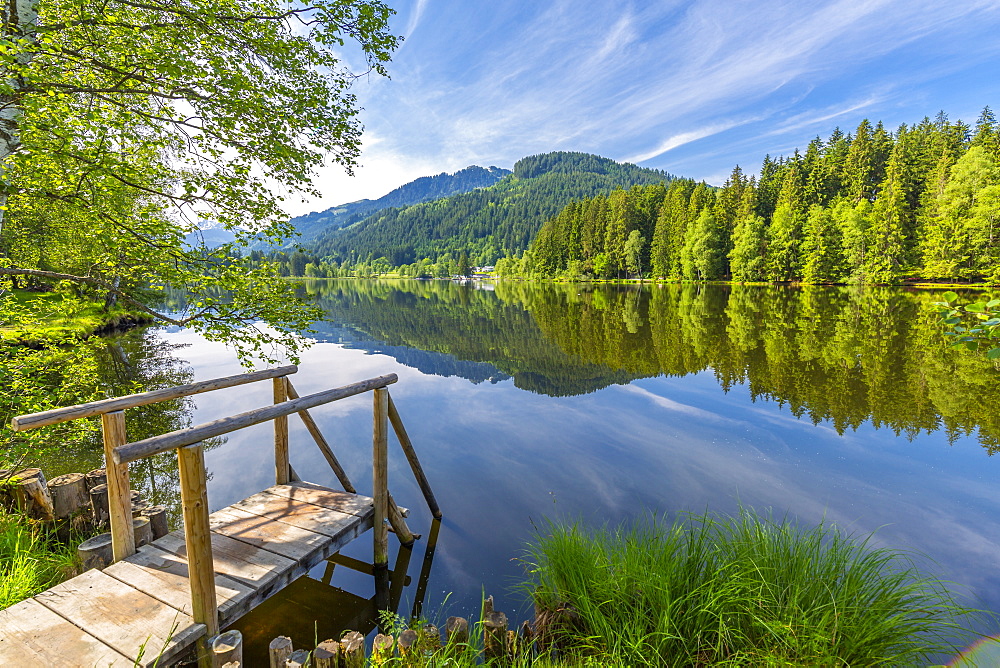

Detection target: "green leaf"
[943, 291, 959, 303]
[987, 348, 1000, 360]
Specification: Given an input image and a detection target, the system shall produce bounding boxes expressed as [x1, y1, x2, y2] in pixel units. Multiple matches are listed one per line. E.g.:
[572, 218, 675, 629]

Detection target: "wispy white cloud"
[623, 120, 750, 164]
[402, 0, 429, 40]
[291, 0, 1000, 212]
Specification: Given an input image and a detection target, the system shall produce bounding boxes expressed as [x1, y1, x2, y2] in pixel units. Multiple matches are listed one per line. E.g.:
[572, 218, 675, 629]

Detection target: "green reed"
[522, 510, 980, 666]
[0, 508, 80, 610]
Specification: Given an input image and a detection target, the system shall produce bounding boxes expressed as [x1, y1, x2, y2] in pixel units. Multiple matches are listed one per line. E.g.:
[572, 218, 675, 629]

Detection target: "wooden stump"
[89, 483, 110, 525]
[211, 630, 243, 667]
[132, 516, 153, 547]
[313, 639, 341, 668]
[78, 533, 114, 571]
[483, 610, 509, 662]
[49, 473, 89, 520]
[419, 624, 441, 653]
[372, 633, 394, 664]
[285, 649, 309, 667]
[340, 631, 365, 668]
[131, 500, 150, 517]
[84, 468, 107, 491]
[268, 636, 293, 668]
[11, 468, 55, 522]
[397, 629, 418, 661]
[445, 616, 469, 652]
[140, 505, 169, 539]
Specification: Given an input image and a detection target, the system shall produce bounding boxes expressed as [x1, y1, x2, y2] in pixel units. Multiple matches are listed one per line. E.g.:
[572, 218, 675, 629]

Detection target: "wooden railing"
[10, 366, 440, 665]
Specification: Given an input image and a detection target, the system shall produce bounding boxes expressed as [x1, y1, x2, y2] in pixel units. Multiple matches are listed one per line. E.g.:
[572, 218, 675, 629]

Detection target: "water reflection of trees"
[302, 279, 1000, 452]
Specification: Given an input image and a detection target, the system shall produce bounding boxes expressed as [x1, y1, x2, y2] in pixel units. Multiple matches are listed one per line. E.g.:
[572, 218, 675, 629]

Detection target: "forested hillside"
[287, 165, 511, 245]
[506, 110, 1000, 283]
[310, 152, 674, 267]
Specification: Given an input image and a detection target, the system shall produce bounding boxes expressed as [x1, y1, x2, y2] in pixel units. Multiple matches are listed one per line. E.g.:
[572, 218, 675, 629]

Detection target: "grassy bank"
[522, 510, 979, 666]
[0, 289, 149, 343]
[0, 507, 81, 609]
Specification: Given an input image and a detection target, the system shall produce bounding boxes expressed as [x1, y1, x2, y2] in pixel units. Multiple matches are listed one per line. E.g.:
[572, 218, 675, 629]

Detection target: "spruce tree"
[766, 163, 807, 280]
[801, 205, 845, 283]
[729, 185, 767, 282]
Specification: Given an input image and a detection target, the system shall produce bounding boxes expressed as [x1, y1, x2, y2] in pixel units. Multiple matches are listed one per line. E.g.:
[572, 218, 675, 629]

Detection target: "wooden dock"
[1, 481, 382, 666]
[0, 367, 440, 667]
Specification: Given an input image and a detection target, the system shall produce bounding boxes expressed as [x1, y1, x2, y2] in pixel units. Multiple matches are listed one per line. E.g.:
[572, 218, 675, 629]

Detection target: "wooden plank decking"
[0, 481, 378, 667]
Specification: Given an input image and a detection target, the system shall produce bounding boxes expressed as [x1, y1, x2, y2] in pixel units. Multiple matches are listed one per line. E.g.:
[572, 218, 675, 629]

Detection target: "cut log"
[445, 616, 469, 651]
[212, 630, 243, 667]
[340, 631, 365, 668]
[313, 639, 341, 668]
[132, 516, 152, 547]
[285, 649, 309, 667]
[12, 468, 54, 522]
[78, 533, 114, 571]
[49, 472, 89, 520]
[397, 629, 418, 659]
[419, 624, 440, 653]
[268, 636, 293, 668]
[140, 505, 169, 539]
[90, 483, 109, 525]
[483, 610, 508, 661]
[372, 633, 394, 664]
[84, 468, 107, 491]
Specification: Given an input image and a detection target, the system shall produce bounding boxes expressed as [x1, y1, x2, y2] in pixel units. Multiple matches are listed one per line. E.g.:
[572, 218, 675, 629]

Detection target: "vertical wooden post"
[102, 411, 135, 562]
[274, 376, 289, 485]
[178, 442, 219, 666]
[373, 387, 389, 568]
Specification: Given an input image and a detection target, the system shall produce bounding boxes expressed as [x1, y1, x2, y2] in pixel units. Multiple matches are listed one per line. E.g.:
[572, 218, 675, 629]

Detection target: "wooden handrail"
[11, 365, 298, 431]
[114, 374, 398, 464]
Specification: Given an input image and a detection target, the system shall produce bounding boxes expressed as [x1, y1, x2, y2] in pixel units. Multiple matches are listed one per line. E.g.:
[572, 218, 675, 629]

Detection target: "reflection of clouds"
[152, 325, 1000, 624]
[619, 383, 734, 422]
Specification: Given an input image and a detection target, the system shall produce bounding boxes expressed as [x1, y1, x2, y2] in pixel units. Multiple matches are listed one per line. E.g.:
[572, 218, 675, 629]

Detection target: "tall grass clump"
[524, 509, 979, 666]
[0, 508, 80, 609]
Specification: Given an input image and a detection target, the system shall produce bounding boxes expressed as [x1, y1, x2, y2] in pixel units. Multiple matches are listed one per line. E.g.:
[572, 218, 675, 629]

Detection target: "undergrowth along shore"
[521, 510, 982, 666]
[0, 507, 83, 609]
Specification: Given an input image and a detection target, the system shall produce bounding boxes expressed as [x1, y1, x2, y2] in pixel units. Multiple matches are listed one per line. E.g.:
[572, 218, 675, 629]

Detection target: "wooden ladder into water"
[0, 366, 441, 667]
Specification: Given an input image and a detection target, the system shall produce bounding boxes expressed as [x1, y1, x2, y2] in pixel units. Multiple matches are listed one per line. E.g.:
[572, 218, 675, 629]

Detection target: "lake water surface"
[32, 279, 1000, 654]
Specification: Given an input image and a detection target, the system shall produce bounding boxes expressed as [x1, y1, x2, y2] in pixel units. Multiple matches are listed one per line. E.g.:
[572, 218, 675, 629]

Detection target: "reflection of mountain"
[301, 280, 650, 396]
[309, 320, 511, 385]
[301, 279, 1000, 453]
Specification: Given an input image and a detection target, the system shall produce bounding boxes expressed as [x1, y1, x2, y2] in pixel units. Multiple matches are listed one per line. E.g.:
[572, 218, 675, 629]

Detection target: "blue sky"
[288, 0, 1000, 216]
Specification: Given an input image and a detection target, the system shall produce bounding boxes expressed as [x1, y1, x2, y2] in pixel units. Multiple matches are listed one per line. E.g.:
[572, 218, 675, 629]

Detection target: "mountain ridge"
[311, 151, 675, 265]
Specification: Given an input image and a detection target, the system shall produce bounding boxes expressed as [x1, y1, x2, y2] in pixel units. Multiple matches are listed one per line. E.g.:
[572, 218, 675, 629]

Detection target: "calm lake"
[30, 279, 1000, 653]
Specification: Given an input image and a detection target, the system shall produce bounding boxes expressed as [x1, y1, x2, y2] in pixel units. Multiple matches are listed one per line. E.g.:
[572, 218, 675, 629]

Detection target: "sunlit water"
[31, 280, 1000, 659]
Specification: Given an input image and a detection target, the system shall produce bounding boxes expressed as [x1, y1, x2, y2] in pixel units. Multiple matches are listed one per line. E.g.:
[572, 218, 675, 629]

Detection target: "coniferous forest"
[501, 110, 1000, 283]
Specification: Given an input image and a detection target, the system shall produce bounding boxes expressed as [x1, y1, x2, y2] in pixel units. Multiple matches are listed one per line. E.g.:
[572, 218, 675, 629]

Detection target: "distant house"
[471, 266, 495, 278]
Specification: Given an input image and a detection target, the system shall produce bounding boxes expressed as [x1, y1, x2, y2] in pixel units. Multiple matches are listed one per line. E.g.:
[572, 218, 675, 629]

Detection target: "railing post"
[101, 411, 136, 561]
[373, 387, 389, 568]
[177, 442, 218, 667]
[274, 377, 289, 485]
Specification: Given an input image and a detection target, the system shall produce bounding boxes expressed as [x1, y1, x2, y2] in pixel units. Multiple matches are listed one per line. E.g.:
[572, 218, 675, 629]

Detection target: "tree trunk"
[0, 0, 38, 235]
